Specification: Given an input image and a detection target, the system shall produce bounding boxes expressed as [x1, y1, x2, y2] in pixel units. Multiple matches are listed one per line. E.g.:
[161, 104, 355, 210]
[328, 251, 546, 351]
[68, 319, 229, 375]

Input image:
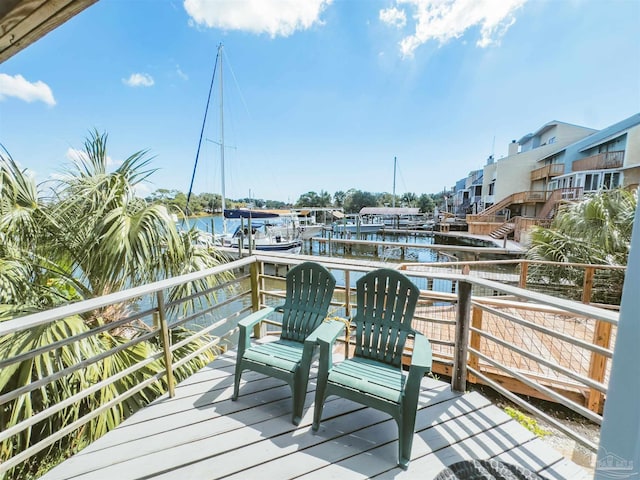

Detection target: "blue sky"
[1, 0, 639, 203]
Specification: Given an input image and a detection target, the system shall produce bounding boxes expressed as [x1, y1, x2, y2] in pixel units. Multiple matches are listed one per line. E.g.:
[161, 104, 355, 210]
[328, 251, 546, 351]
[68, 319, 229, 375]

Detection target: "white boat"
[293, 208, 333, 239]
[224, 209, 302, 253]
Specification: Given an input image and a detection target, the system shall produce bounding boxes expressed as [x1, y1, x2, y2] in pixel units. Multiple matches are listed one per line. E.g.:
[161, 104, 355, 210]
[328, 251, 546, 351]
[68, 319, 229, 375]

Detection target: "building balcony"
[530, 164, 565, 181]
[572, 151, 625, 172]
[2, 253, 619, 479]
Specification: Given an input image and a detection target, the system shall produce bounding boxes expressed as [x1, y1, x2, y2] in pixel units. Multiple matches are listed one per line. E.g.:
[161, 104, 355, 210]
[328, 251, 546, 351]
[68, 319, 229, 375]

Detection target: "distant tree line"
[147, 188, 442, 216]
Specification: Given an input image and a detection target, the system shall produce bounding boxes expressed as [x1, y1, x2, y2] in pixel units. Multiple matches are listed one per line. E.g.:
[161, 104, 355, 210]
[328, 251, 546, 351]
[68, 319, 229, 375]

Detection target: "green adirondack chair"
[312, 268, 432, 469]
[232, 261, 336, 425]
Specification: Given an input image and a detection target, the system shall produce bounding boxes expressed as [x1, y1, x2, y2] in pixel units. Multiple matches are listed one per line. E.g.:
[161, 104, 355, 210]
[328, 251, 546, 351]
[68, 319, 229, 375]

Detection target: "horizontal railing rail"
[0, 252, 619, 475]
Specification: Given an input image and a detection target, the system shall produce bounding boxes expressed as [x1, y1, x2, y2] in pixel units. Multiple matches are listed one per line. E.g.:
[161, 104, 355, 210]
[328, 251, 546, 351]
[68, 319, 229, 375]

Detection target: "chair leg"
[398, 409, 417, 470]
[312, 382, 328, 431]
[232, 360, 243, 401]
[291, 369, 307, 426]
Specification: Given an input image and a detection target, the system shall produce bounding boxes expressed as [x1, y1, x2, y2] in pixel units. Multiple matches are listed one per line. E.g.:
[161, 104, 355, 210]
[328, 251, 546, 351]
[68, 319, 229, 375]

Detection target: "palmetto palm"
[526, 188, 636, 303]
[0, 132, 230, 476]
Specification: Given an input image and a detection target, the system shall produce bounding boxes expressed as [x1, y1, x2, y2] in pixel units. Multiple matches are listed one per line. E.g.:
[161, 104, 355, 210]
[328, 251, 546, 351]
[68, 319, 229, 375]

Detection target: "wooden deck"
[41, 351, 588, 480]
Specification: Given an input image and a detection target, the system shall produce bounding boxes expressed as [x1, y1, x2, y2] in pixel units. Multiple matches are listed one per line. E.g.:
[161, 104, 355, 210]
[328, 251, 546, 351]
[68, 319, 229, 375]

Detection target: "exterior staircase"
[477, 194, 515, 217]
[489, 221, 515, 239]
[538, 187, 584, 219]
[538, 189, 562, 219]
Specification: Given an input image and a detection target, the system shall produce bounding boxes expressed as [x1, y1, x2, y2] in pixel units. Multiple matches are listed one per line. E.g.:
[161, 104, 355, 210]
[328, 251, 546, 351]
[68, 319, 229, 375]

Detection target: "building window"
[603, 172, 621, 189]
[488, 182, 495, 195]
[585, 173, 599, 191]
[548, 136, 556, 144]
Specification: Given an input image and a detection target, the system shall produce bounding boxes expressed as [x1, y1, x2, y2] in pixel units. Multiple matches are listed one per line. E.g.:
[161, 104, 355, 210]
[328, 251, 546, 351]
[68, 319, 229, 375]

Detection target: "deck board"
[41, 351, 588, 480]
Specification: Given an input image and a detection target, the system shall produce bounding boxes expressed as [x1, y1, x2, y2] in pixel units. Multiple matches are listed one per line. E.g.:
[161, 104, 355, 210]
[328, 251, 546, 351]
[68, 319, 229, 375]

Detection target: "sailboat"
[188, 43, 302, 253]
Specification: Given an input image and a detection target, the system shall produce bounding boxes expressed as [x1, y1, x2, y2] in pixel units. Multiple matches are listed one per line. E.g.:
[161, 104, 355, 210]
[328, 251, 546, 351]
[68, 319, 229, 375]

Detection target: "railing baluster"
[250, 260, 265, 339]
[344, 270, 351, 358]
[156, 291, 175, 398]
[467, 306, 483, 384]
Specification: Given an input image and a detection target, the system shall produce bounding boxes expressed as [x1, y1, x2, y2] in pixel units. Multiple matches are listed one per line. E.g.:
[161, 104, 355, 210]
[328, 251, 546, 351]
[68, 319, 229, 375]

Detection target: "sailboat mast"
[219, 43, 227, 235]
[392, 156, 397, 208]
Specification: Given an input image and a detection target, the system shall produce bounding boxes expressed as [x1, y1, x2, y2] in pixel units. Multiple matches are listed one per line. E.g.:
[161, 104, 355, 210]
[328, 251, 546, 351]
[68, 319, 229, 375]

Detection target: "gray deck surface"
[42, 351, 588, 479]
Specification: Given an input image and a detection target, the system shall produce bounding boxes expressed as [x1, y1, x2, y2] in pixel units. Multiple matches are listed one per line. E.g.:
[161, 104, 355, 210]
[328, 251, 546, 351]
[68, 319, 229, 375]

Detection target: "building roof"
[577, 114, 640, 152]
[359, 207, 420, 216]
[517, 120, 597, 145]
[0, 0, 98, 63]
[538, 112, 640, 162]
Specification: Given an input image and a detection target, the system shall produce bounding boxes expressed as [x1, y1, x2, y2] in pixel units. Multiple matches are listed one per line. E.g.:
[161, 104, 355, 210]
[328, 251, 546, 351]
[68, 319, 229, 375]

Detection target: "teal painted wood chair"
[312, 268, 432, 469]
[232, 261, 336, 425]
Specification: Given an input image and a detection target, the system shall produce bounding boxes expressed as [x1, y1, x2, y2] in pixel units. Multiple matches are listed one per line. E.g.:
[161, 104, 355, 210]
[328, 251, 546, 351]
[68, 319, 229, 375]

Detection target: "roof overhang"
[359, 207, 420, 216]
[0, 0, 98, 63]
[578, 131, 629, 153]
[517, 122, 558, 144]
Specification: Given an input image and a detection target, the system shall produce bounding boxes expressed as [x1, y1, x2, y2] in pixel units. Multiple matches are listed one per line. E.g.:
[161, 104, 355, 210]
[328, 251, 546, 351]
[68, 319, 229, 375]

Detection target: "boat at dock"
[331, 209, 385, 235]
[359, 207, 426, 230]
[224, 208, 302, 253]
[293, 208, 337, 240]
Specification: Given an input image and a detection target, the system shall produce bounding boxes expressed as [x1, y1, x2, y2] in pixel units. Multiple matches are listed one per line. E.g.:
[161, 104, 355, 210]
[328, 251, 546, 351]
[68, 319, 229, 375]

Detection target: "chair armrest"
[410, 333, 432, 371]
[313, 320, 345, 383]
[238, 306, 276, 331]
[305, 319, 345, 347]
[312, 320, 346, 347]
[237, 306, 275, 356]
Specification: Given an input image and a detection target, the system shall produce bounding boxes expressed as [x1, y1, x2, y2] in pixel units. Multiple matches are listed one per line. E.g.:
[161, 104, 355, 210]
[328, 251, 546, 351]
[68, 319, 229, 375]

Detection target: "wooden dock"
[41, 351, 588, 479]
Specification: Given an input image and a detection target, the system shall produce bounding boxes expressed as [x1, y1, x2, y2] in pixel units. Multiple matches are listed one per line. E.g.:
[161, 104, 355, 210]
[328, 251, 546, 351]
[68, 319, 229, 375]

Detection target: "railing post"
[248, 217, 253, 256]
[468, 306, 483, 384]
[452, 280, 472, 393]
[156, 291, 175, 398]
[582, 266, 609, 413]
[587, 320, 612, 413]
[250, 260, 265, 339]
[519, 260, 529, 288]
[582, 266, 594, 304]
[344, 270, 351, 358]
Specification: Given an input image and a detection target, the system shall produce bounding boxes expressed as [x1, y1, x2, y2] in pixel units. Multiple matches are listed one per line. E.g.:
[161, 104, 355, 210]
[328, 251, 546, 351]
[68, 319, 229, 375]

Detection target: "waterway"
[182, 214, 500, 263]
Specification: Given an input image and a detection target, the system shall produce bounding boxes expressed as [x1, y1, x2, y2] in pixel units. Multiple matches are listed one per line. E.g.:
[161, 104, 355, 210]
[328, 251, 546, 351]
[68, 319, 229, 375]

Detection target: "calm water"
[182, 214, 466, 262]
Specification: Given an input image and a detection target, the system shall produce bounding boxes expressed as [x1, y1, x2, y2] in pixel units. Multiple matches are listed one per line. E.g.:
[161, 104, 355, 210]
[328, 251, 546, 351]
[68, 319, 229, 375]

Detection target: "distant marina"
[184, 214, 522, 264]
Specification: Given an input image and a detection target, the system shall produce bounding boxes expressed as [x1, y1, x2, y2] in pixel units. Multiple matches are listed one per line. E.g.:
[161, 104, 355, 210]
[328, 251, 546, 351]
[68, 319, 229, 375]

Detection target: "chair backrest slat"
[353, 269, 419, 367]
[281, 262, 336, 343]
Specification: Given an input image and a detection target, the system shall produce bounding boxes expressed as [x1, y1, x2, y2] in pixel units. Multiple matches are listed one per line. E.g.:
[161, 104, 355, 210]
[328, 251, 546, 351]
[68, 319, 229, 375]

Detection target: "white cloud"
[176, 65, 188, 80]
[381, 0, 527, 57]
[66, 147, 120, 168]
[184, 0, 332, 37]
[0, 73, 56, 106]
[380, 7, 407, 28]
[133, 182, 152, 199]
[123, 73, 155, 87]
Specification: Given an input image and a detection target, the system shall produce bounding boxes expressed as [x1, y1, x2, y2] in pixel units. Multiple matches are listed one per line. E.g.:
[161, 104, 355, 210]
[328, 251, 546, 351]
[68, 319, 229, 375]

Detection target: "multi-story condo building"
[542, 113, 640, 194]
[481, 121, 596, 215]
[452, 169, 483, 215]
[467, 113, 640, 242]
